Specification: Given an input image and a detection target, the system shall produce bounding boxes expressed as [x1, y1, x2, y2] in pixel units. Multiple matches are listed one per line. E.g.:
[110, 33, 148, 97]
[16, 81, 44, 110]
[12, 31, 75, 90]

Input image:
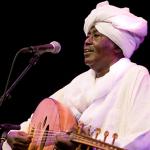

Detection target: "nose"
[84, 35, 93, 45]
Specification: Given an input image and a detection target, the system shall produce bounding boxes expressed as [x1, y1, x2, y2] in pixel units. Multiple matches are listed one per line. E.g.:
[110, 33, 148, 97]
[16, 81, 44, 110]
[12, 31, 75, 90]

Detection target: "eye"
[93, 33, 100, 37]
[93, 31, 103, 38]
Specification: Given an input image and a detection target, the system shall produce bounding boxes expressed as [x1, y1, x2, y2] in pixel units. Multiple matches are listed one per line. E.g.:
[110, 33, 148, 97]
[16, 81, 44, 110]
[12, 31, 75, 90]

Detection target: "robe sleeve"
[118, 68, 150, 149]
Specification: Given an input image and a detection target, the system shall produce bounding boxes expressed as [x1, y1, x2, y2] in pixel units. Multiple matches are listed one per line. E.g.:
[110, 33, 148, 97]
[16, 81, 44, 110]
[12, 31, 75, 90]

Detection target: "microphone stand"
[0, 53, 40, 107]
[0, 52, 40, 149]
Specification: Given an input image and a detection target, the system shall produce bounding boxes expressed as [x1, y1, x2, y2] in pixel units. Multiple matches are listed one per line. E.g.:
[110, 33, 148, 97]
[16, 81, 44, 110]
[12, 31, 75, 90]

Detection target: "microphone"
[21, 41, 61, 55]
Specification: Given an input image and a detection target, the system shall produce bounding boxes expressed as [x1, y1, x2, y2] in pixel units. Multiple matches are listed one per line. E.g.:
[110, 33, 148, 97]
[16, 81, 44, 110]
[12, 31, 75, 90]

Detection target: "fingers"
[56, 134, 75, 146]
[55, 134, 77, 150]
[55, 141, 76, 150]
[7, 130, 31, 150]
[11, 141, 29, 150]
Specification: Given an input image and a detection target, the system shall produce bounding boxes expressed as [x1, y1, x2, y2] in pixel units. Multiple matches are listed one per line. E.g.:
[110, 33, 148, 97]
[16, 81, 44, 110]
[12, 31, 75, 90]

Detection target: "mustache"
[84, 45, 95, 52]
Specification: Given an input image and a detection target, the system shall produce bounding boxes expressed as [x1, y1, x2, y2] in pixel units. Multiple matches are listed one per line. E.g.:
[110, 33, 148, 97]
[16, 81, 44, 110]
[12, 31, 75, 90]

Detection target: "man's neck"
[95, 68, 110, 78]
[95, 57, 122, 78]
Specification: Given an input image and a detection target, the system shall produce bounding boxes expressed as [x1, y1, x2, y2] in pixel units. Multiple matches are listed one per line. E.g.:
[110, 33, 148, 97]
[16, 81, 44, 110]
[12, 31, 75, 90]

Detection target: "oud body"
[28, 98, 77, 150]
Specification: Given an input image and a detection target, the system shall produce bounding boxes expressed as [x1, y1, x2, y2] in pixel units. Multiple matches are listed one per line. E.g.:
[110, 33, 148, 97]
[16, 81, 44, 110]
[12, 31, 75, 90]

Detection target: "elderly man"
[2, 1, 150, 150]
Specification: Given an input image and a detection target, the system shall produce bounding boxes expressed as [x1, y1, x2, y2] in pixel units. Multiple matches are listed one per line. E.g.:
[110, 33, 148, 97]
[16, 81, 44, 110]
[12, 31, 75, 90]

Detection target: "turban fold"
[84, 1, 147, 58]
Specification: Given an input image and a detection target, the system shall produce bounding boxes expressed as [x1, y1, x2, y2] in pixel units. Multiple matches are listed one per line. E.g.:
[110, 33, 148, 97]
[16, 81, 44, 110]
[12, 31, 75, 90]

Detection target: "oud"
[28, 98, 125, 150]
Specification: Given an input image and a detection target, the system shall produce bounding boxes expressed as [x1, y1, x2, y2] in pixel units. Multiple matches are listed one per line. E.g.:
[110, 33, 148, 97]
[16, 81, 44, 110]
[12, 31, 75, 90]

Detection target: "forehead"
[88, 26, 98, 33]
[88, 26, 105, 36]
[88, 26, 118, 48]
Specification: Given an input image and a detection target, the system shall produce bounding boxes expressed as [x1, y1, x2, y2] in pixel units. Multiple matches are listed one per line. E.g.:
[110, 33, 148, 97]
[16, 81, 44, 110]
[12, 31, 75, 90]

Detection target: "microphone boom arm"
[0, 54, 40, 106]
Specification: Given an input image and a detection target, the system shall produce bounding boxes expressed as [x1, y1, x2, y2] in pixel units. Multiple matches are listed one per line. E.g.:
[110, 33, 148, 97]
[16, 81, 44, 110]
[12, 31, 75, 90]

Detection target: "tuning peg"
[103, 131, 109, 142]
[77, 121, 84, 134]
[91, 128, 101, 150]
[75, 122, 84, 150]
[94, 128, 101, 139]
[112, 133, 118, 145]
[87, 125, 91, 136]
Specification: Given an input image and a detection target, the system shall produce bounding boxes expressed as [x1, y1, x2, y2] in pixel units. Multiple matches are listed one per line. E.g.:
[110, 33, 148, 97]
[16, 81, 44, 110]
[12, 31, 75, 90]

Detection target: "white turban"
[84, 1, 148, 58]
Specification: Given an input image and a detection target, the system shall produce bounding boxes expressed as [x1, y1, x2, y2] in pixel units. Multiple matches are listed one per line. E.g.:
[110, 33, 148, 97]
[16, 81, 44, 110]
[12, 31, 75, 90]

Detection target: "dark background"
[0, 0, 149, 125]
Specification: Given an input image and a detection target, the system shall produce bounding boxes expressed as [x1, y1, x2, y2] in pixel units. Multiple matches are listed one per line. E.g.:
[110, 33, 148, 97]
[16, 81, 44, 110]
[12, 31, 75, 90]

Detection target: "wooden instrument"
[28, 98, 125, 150]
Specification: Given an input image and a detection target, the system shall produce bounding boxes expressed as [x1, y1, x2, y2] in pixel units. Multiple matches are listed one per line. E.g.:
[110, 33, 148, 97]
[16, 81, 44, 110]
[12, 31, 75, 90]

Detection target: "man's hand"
[54, 133, 77, 150]
[7, 130, 32, 150]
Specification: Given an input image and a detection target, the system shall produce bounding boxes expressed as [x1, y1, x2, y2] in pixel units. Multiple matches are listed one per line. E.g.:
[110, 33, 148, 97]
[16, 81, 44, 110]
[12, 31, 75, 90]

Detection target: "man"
[2, 1, 150, 149]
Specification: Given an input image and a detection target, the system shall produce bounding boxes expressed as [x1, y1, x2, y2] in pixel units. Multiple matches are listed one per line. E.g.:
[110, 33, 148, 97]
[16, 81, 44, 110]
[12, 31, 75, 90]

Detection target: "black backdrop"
[0, 0, 150, 125]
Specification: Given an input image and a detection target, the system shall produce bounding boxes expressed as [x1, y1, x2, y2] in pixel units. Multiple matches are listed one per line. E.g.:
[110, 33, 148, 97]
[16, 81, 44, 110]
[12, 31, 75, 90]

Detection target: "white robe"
[3, 58, 150, 149]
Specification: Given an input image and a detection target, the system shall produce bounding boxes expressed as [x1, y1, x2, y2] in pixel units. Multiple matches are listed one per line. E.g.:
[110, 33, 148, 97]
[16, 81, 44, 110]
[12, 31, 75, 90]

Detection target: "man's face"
[83, 26, 117, 70]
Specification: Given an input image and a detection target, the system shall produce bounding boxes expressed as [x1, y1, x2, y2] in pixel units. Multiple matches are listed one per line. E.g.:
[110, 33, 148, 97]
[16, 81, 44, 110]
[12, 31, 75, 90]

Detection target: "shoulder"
[130, 62, 149, 76]
[123, 62, 150, 85]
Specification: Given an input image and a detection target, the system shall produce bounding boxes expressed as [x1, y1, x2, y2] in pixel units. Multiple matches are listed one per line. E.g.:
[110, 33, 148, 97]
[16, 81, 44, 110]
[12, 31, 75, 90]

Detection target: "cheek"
[95, 38, 114, 51]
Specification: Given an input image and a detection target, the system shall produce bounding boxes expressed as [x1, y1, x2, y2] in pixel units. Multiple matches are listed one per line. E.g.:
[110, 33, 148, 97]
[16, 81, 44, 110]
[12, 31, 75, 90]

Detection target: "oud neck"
[69, 132, 125, 150]
[29, 128, 125, 150]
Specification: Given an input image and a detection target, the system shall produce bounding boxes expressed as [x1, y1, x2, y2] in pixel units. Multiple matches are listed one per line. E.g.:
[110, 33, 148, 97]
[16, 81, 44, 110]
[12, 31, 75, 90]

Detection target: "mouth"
[84, 49, 94, 53]
[84, 45, 95, 53]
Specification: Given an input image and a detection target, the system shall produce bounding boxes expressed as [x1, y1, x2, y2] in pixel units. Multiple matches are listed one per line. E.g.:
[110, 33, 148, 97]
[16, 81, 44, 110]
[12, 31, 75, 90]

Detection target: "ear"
[113, 45, 124, 57]
[113, 43, 121, 53]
